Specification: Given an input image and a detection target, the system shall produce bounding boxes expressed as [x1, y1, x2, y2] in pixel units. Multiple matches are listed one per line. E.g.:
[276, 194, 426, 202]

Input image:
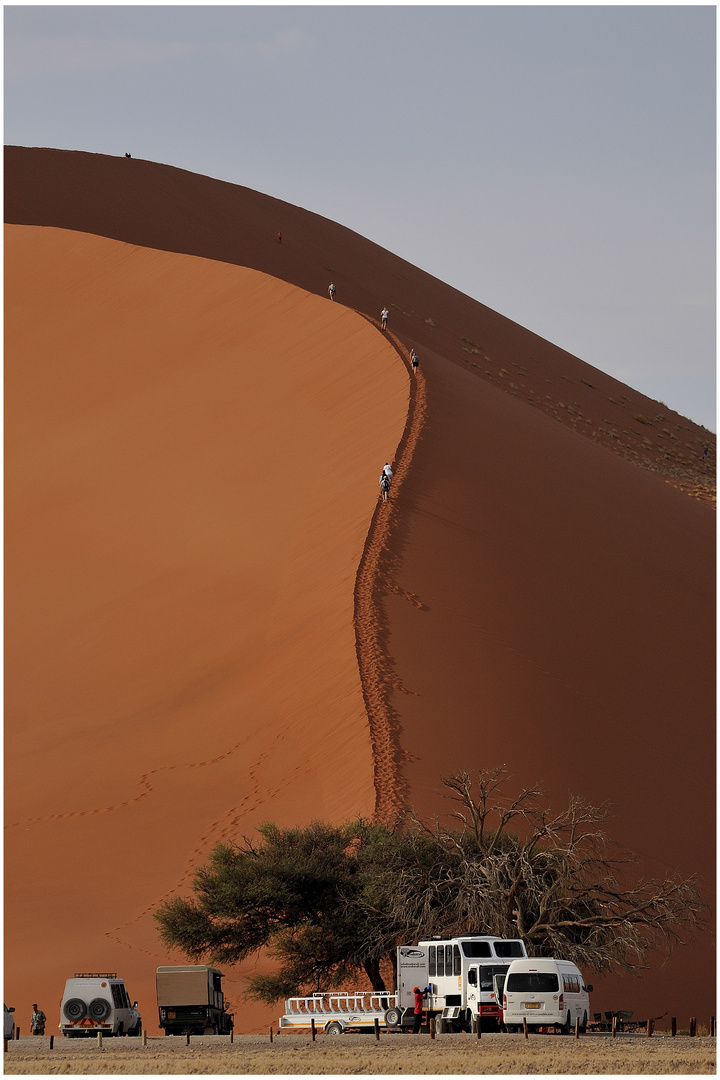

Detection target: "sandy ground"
[4, 225, 408, 1032]
[5, 148, 715, 1031]
[3, 1032, 716, 1075]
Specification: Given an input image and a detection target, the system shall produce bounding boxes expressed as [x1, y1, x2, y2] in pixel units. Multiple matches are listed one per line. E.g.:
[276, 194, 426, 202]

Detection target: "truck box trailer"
[156, 966, 233, 1036]
[396, 935, 528, 1032]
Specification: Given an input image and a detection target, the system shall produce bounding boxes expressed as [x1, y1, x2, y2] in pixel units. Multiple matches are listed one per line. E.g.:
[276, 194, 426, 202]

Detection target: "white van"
[502, 958, 593, 1034]
[61, 973, 141, 1038]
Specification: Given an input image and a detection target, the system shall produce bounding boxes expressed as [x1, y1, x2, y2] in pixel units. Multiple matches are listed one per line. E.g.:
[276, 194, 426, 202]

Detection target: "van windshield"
[506, 972, 559, 993]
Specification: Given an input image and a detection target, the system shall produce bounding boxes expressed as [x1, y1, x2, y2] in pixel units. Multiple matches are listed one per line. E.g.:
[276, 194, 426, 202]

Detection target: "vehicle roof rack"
[72, 972, 118, 979]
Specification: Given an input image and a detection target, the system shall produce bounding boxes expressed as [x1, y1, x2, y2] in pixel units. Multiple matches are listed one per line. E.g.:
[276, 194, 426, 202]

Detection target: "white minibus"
[502, 958, 593, 1034]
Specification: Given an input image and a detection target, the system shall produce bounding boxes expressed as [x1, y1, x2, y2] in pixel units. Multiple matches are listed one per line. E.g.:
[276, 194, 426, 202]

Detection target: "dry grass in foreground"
[3, 1032, 716, 1075]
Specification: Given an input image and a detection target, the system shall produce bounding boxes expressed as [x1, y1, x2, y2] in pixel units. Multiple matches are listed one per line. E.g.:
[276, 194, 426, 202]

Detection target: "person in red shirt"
[412, 986, 424, 1033]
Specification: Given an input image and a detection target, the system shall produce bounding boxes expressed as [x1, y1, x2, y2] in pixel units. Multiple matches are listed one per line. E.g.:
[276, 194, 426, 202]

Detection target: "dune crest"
[352, 320, 428, 820]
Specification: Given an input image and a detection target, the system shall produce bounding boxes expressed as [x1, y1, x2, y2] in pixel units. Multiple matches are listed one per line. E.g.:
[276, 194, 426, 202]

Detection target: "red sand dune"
[5, 147, 715, 1032]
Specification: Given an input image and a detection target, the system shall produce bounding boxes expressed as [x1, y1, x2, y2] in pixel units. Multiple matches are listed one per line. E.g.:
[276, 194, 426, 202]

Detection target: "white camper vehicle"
[60, 973, 141, 1038]
[396, 935, 528, 1032]
[502, 958, 593, 1034]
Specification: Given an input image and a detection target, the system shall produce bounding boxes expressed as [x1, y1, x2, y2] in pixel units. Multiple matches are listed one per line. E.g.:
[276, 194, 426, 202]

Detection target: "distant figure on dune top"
[277, 232, 282, 243]
[124, 153, 131, 158]
[381, 308, 389, 330]
[328, 283, 336, 301]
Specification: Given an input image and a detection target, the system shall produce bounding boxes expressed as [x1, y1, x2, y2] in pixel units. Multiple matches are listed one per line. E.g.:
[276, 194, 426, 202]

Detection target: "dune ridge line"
[354, 319, 428, 820]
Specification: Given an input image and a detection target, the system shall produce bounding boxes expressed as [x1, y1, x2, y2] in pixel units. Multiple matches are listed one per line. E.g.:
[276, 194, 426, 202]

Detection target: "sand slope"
[5, 225, 408, 1031]
[4, 148, 715, 1028]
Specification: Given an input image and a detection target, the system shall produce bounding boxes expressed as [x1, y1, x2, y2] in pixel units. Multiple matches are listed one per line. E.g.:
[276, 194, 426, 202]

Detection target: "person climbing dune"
[380, 472, 391, 502]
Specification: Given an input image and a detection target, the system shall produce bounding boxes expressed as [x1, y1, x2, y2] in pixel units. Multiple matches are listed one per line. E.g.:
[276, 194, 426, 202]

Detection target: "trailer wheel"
[325, 1021, 344, 1035]
[436, 1017, 444, 1034]
[384, 1007, 402, 1028]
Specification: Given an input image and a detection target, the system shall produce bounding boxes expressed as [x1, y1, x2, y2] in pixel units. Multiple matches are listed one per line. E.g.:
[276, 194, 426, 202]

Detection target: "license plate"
[525, 1003, 541, 1009]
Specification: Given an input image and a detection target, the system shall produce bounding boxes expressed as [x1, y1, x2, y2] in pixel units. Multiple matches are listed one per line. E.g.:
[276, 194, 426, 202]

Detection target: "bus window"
[461, 941, 492, 958]
[429, 947, 436, 977]
[445, 946, 453, 973]
[494, 941, 525, 957]
[437, 947, 444, 977]
[480, 965, 510, 991]
[453, 945, 462, 976]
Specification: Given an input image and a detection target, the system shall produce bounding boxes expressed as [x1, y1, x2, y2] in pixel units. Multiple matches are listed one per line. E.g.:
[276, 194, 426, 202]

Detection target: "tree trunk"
[363, 956, 386, 991]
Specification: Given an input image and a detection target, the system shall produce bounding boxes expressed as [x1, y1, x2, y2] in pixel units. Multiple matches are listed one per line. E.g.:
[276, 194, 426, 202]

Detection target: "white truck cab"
[61, 973, 141, 1038]
[502, 957, 593, 1034]
[397, 935, 528, 1031]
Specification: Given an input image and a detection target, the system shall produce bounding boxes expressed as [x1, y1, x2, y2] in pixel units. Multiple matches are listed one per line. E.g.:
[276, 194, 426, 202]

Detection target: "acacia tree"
[154, 769, 706, 1003]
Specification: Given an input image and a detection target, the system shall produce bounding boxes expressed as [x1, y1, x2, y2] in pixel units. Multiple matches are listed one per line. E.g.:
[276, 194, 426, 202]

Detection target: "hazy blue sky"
[5, 4, 716, 430]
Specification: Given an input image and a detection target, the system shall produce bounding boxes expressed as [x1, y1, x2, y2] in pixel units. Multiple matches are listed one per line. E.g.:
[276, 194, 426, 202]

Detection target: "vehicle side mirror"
[9, 1008, 15, 1014]
[133, 1002, 138, 1008]
[585, 985, 593, 993]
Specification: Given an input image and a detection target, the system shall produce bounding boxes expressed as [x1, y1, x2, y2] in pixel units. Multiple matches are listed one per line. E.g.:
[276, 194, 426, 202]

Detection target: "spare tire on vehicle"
[88, 998, 111, 1021]
[63, 998, 87, 1021]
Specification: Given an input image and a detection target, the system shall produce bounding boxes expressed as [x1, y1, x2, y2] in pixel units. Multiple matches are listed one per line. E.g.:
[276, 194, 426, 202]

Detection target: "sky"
[4, 4, 716, 431]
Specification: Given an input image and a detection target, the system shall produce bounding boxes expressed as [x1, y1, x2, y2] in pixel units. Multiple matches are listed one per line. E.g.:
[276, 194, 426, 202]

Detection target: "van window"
[562, 975, 581, 994]
[494, 942, 525, 958]
[111, 984, 124, 1009]
[429, 947, 436, 978]
[506, 972, 559, 993]
[461, 941, 492, 958]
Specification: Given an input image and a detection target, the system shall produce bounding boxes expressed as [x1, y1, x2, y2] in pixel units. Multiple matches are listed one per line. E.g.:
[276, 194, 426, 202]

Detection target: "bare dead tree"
[376, 769, 708, 975]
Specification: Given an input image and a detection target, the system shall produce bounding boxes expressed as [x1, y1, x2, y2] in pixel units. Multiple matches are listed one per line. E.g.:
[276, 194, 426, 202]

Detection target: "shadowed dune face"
[5, 225, 408, 1032]
[381, 348, 715, 1019]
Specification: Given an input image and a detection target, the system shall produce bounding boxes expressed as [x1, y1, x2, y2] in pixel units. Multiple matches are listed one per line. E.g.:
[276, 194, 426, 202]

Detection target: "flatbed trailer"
[279, 991, 400, 1034]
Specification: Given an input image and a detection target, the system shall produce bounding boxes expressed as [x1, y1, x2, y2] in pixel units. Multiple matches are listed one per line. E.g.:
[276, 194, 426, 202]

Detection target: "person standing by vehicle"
[30, 1004, 46, 1035]
[412, 987, 424, 1033]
